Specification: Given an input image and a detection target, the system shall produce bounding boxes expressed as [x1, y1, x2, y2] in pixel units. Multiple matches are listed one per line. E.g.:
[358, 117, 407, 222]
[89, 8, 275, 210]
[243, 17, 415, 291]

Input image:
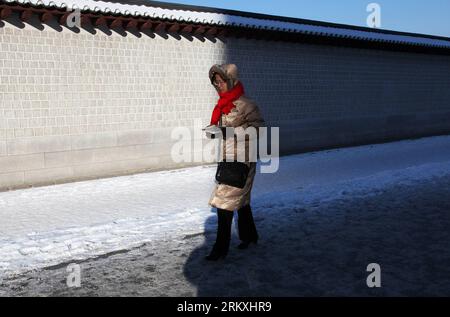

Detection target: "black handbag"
[215, 161, 250, 189]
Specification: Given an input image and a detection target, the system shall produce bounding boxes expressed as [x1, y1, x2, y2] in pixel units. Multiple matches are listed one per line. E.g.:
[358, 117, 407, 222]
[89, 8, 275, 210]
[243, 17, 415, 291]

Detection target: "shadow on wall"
[0, 10, 221, 44]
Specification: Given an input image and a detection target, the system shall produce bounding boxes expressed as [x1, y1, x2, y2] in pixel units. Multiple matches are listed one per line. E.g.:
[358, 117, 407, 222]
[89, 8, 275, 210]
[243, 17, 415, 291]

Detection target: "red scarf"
[210, 81, 244, 125]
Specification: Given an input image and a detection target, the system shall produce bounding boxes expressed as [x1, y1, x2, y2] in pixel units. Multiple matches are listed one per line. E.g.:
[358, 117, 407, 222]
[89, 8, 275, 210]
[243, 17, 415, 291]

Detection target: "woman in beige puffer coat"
[205, 63, 265, 261]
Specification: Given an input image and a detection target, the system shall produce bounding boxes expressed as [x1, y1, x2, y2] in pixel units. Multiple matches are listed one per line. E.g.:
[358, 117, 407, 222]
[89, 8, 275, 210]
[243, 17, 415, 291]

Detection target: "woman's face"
[213, 74, 228, 93]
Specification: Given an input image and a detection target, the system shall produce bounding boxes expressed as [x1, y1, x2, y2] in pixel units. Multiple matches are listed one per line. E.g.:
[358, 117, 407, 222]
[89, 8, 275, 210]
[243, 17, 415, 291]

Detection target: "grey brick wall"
[1, 20, 450, 191]
[226, 40, 450, 154]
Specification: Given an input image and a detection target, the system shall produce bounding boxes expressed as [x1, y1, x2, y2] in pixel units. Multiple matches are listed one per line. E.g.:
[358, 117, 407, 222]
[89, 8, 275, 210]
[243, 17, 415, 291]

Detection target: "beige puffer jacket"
[208, 63, 265, 211]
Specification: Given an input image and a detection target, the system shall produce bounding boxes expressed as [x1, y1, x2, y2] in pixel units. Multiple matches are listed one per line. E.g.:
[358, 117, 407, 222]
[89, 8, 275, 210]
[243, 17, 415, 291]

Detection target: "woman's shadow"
[183, 206, 266, 297]
[182, 182, 450, 296]
[182, 204, 328, 297]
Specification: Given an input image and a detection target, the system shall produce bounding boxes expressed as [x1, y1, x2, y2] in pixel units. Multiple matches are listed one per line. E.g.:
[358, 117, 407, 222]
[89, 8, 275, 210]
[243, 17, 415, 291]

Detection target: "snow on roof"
[3, 0, 450, 49]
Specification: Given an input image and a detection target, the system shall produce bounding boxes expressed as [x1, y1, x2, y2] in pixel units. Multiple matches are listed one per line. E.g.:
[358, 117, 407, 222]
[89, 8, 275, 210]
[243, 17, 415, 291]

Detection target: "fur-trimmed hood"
[208, 63, 240, 92]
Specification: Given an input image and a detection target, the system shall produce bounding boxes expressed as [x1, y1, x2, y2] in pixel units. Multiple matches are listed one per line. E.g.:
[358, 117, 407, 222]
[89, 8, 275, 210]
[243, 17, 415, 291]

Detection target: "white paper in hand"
[202, 125, 222, 139]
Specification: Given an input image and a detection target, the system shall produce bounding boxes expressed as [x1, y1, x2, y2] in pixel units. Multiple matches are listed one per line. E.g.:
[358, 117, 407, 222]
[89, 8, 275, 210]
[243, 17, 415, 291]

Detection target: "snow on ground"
[2, 156, 450, 296]
[1, 135, 450, 290]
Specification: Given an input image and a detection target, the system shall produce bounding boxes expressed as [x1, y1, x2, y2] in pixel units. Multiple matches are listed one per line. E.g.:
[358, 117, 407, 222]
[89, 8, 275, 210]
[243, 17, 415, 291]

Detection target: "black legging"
[237, 204, 258, 243]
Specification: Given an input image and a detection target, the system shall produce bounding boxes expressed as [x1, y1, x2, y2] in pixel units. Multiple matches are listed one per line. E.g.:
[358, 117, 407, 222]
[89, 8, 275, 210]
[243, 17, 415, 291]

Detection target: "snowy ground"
[1, 135, 450, 296]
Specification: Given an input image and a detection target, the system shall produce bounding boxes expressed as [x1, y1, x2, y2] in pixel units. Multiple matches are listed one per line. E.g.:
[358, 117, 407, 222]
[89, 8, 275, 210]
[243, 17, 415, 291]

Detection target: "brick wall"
[1, 20, 450, 191]
[227, 40, 450, 154]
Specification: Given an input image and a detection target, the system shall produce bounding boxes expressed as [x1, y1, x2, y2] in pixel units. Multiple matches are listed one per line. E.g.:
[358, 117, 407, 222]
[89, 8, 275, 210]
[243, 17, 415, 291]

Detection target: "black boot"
[206, 208, 234, 261]
[237, 204, 259, 249]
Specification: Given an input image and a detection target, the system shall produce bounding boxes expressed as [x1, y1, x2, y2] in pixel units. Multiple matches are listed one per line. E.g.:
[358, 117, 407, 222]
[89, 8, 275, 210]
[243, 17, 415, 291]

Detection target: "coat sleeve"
[229, 99, 265, 130]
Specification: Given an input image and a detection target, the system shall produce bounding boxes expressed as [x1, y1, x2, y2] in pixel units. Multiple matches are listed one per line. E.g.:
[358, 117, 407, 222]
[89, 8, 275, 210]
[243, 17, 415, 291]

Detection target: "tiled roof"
[2, 0, 450, 49]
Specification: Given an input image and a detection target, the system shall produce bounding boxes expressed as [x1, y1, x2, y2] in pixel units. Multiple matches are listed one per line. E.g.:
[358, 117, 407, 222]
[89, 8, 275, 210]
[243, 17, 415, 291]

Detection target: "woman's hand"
[203, 124, 222, 139]
[202, 124, 218, 131]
